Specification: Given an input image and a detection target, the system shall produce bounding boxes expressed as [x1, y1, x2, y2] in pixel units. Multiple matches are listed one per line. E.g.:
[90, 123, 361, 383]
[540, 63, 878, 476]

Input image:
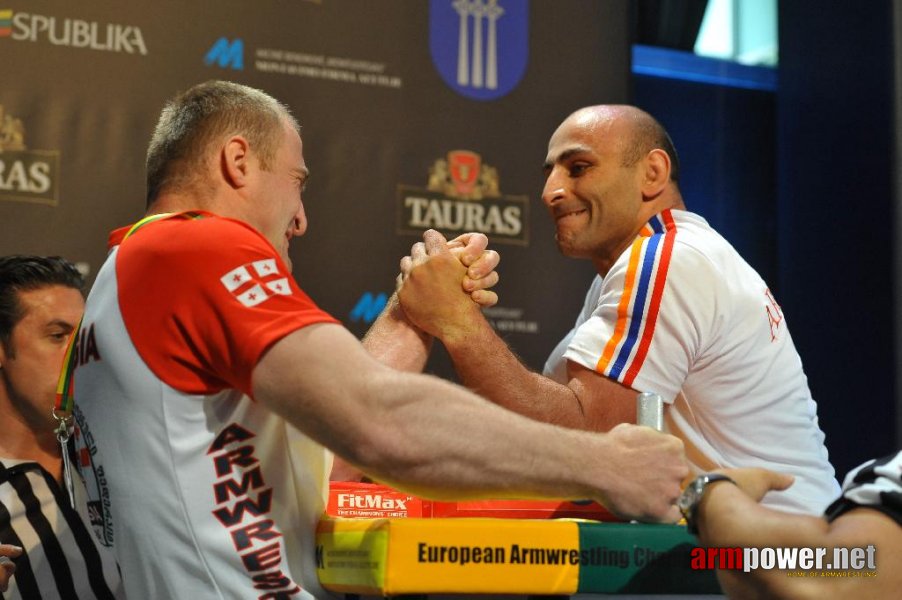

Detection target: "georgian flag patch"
[220, 259, 292, 307]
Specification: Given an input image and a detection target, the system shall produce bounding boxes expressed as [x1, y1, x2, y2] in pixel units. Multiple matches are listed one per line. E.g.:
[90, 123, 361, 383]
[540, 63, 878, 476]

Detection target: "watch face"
[678, 474, 735, 527]
[678, 480, 701, 516]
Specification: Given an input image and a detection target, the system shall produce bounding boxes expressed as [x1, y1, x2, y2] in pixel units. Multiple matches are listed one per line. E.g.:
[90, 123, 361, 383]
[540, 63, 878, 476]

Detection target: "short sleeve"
[542, 275, 603, 382]
[563, 232, 713, 402]
[116, 215, 339, 396]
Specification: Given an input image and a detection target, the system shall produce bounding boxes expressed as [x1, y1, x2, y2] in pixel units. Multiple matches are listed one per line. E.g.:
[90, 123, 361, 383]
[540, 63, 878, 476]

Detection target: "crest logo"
[429, 0, 529, 101]
[73, 404, 114, 546]
[398, 150, 528, 245]
[0, 106, 24, 151]
[448, 150, 481, 196]
[0, 105, 60, 206]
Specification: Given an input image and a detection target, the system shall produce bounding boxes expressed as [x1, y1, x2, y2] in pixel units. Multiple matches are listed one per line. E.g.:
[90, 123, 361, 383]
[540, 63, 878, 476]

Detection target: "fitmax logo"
[336, 494, 408, 510]
[204, 37, 243, 70]
[349, 292, 387, 324]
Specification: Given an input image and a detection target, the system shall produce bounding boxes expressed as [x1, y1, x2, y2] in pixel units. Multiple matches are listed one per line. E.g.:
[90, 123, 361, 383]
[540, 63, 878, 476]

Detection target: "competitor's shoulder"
[666, 210, 735, 256]
[654, 213, 721, 276]
[119, 213, 276, 262]
[137, 213, 267, 244]
[603, 212, 709, 282]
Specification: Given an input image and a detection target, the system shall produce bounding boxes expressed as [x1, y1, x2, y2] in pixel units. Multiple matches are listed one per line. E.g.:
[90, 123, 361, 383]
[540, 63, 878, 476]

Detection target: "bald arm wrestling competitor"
[71, 81, 687, 600]
[399, 104, 839, 516]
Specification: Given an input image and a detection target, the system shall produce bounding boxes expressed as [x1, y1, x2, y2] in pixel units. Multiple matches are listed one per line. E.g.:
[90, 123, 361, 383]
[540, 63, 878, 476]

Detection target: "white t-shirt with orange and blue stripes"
[544, 209, 840, 515]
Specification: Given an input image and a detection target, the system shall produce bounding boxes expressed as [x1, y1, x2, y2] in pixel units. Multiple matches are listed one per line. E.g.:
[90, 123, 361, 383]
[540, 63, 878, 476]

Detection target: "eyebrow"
[542, 145, 593, 172]
[45, 319, 77, 331]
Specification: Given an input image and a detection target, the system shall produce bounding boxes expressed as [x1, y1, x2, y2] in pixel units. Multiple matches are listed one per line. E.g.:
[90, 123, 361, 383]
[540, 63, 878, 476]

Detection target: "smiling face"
[250, 119, 309, 271]
[541, 108, 648, 272]
[0, 285, 84, 432]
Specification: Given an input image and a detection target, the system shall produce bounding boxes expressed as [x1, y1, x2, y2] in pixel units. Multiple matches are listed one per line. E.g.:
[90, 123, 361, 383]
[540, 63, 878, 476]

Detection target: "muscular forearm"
[362, 293, 432, 372]
[697, 483, 839, 600]
[440, 315, 591, 429]
[256, 323, 686, 522]
[258, 324, 590, 499]
[697, 483, 831, 548]
[349, 367, 602, 500]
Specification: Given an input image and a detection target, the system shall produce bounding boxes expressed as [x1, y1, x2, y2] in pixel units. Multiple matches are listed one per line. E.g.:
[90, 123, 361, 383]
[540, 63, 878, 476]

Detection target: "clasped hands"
[397, 229, 499, 341]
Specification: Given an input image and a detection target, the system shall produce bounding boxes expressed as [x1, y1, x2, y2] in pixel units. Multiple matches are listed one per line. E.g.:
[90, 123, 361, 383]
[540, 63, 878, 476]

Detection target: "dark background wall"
[776, 1, 897, 477]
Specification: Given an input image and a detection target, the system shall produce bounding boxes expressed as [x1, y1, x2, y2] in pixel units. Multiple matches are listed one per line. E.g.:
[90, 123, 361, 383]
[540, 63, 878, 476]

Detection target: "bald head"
[558, 105, 680, 183]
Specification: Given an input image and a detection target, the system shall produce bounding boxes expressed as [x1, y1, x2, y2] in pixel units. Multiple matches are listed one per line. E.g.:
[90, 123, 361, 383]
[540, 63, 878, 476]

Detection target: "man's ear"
[221, 135, 251, 189]
[641, 148, 671, 200]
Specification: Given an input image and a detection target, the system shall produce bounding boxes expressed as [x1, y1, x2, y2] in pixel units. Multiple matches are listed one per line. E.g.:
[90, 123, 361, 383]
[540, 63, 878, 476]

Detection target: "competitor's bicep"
[251, 322, 388, 456]
[566, 360, 638, 431]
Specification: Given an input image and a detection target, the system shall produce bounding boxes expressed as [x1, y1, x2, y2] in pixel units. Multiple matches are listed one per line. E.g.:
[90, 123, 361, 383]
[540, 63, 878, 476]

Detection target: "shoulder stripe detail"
[624, 225, 676, 386]
[595, 237, 644, 373]
[648, 214, 665, 234]
[596, 210, 677, 385]
[609, 234, 662, 380]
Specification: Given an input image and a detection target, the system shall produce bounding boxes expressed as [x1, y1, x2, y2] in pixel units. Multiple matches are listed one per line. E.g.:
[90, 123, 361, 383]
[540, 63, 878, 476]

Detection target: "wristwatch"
[678, 473, 736, 535]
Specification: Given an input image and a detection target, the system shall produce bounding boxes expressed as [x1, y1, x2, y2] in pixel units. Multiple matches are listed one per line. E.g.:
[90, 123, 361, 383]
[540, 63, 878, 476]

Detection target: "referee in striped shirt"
[0, 256, 122, 599]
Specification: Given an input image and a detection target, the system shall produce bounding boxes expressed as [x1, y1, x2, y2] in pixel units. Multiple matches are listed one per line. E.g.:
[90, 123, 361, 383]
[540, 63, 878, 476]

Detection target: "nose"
[290, 203, 307, 237]
[541, 167, 567, 207]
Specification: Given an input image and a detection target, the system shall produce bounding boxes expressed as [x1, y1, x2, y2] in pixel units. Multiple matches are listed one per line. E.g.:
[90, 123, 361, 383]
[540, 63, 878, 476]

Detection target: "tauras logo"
[336, 493, 408, 510]
[397, 150, 529, 245]
[4, 10, 147, 55]
[0, 105, 60, 206]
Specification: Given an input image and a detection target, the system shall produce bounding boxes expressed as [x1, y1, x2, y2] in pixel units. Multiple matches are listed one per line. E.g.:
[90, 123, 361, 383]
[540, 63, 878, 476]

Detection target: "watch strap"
[680, 473, 736, 535]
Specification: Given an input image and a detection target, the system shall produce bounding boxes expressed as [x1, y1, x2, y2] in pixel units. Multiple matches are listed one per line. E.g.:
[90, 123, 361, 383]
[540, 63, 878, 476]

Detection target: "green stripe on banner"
[575, 522, 721, 594]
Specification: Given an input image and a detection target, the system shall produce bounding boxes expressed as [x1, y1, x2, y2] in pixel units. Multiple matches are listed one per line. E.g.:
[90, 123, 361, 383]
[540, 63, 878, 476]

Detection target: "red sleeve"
[116, 215, 339, 396]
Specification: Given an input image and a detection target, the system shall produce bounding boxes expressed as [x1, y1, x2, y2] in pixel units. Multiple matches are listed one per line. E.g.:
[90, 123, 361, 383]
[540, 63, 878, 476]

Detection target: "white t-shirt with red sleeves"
[544, 209, 840, 515]
[73, 213, 340, 600]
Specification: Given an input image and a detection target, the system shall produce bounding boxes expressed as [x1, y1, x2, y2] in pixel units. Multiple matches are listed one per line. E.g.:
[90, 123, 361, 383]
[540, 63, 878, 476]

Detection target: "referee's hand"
[0, 544, 23, 593]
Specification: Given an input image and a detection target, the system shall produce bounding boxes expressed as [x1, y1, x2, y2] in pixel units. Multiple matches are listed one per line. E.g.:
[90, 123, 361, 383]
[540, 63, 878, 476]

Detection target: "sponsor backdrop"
[0, 0, 628, 377]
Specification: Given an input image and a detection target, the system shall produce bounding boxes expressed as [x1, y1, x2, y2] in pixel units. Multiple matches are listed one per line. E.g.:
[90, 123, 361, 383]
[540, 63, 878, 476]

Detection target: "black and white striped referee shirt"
[824, 450, 902, 525]
[0, 458, 122, 599]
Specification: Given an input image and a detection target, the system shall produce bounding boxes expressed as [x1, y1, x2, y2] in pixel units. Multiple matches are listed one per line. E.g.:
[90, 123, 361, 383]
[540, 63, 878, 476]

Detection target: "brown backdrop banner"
[0, 0, 629, 376]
